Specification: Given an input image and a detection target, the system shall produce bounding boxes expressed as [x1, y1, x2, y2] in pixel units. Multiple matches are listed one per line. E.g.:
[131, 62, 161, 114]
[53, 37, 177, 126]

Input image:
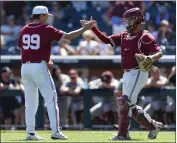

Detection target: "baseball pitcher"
[18, 6, 94, 140]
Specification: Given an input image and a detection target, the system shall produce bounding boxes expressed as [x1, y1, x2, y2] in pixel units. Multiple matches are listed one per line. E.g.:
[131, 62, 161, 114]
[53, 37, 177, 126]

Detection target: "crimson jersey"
[108, 30, 161, 69]
[18, 23, 65, 63]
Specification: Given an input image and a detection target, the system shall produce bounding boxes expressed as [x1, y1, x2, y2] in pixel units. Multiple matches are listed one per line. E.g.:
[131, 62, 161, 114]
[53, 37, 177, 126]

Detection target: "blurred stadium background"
[0, 1, 176, 131]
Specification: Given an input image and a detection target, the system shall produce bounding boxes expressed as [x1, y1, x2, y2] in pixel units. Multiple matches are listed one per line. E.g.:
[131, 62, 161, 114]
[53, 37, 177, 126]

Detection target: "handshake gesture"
[80, 16, 97, 30]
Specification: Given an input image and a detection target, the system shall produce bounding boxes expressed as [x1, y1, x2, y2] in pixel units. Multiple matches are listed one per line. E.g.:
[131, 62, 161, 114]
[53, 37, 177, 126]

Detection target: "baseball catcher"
[81, 7, 163, 140]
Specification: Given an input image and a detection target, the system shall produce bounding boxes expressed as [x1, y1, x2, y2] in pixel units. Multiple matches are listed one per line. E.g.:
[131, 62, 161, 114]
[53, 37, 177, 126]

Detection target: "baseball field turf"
[1, 130, 175, 142]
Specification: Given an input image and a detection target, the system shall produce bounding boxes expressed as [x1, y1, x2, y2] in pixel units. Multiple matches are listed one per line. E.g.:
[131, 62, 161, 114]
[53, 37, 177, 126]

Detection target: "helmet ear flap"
[136, 16, 145, 24]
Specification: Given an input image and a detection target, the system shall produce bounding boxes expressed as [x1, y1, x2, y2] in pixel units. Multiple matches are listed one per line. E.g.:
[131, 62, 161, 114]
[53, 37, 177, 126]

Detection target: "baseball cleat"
[111, 133, 131, 140]
[25, 133, 44, 140]
[51, 131, 68, 140]
[148, 120, 163, 139]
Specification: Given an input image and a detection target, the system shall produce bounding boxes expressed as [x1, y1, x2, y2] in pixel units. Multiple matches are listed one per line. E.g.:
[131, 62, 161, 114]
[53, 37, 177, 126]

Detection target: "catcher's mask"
[123, 7, 145, 33]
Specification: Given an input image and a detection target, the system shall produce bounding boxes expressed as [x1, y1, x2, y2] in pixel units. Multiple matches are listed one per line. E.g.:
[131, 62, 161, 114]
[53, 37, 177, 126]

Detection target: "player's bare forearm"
[150, 51, 163, 61]
[64, 20, 95, 40]
[91, 26, 112, 46]
[64, 27, 86, 40]
[65, 45, 76, 55]
[80, 17, 112, 45]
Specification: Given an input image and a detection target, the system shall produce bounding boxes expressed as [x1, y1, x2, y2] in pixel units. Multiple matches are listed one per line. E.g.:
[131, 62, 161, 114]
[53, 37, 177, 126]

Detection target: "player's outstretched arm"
[80, 17, 113, 46]
[64, 20, 95, 40]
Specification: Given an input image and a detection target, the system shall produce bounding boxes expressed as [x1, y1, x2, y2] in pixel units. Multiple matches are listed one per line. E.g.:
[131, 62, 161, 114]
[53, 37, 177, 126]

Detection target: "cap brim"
[47, 13, 53, 16]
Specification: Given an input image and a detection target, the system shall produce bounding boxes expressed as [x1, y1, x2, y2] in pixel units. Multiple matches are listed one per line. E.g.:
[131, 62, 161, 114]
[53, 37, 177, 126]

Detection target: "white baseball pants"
[122, 69, 148, 116]
[21, 61, 60, 134]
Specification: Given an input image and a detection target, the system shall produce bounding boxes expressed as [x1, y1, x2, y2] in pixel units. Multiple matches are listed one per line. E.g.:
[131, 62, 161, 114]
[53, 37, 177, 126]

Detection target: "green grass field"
[1, 130, 175, 142]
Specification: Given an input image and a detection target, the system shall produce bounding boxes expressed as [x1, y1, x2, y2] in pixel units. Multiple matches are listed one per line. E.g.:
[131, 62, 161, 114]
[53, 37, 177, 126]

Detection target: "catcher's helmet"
[123, 7, 145, 33]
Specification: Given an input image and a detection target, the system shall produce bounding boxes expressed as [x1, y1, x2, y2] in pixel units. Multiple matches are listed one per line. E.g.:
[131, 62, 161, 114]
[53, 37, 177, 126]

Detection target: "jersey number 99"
[22, 34, 40, 50]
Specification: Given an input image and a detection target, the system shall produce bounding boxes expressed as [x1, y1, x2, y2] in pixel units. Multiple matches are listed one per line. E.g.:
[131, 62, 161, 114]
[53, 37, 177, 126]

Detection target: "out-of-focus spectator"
[94, 35, 114, 55]
[51, 39, 76, 56]
[1, 35, 5, 48]
[163, 95, 175, 126]
[141, 67, 168, 122]
[89, 71, 118, 89]
[145, 66, 168, 88]
[155, 20, 175, 54]
[147, 24, 158, 40]
[51, 65, 70, 91]
[102, 4, 114, 25]
[89, 71, 119, 125]
[60, 69, 84, 128]
[0, 66, 24, 129]
[1, 15, 21, 45]
[156, 20, 170, 45]
[77, 30, 99, 55]
[51, 2, 64, 20]
[49, 2, 64, 26]
[1, 35, 8, 55]
[91, 1, 110, 9]
[72, 1, 87, 12]
[58, 1, 71, 8]
[168, 66, 176, 86]
[155, 2, 170, 26]
[110, 2, 133, 21]
[163, 66, 176, 126]
[114, 78, 123, 97]
[104, 2, 144, 25]
[2, 1, 27, 24]
[50, 65, 70, 127]
[0, 2, 5, 25]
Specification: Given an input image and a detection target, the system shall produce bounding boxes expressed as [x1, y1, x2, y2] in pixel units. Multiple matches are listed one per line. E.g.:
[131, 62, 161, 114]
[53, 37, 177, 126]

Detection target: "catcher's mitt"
[135, 53, 154, 72]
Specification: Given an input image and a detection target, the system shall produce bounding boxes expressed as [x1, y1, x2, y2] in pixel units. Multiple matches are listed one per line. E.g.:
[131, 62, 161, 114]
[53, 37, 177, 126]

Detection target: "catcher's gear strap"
[132, 105, 156, 130]
[117, 95, 130, 136]
[138, 30, 154, 54]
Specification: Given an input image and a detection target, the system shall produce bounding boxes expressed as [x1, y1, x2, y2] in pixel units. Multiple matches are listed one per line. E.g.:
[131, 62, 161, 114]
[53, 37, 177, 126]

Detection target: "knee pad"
[117, 95, 129, 115]
[117, 95, 129, 107]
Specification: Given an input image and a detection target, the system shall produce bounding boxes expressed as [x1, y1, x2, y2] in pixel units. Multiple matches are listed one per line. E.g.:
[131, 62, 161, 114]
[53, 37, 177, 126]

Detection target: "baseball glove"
[135, 53, 154, 72]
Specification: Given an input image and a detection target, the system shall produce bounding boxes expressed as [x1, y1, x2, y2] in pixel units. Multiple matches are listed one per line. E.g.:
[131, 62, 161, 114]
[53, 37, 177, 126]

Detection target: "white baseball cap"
[32, 6, 52, 16]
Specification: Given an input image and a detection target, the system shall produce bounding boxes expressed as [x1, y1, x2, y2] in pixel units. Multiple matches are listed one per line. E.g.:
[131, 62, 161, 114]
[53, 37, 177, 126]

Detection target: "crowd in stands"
[1, 1, 176, 55]
[0, 67, 25, 129]
[0, 65, 176, 129]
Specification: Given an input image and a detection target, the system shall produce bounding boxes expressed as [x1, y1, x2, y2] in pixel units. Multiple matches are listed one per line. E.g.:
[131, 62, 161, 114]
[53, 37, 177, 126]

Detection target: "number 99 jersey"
[18, 23, 65, 63]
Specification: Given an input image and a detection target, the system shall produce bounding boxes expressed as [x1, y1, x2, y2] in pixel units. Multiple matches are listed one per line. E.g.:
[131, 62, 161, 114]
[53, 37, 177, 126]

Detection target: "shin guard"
[132, 105, 156, 130]
[117, 95, 130, 136]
